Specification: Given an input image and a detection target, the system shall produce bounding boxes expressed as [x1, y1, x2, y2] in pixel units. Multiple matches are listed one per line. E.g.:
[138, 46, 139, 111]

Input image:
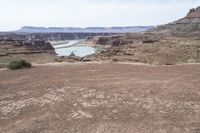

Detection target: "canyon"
[1, 5, 200, 133]
[0, 32, 119, 67]
[80, 6, 200, 65]
[0, 32, 118, 41]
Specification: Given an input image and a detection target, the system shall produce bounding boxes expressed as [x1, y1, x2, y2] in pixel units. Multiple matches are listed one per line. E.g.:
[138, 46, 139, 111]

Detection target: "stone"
[185, 6, 200, 19]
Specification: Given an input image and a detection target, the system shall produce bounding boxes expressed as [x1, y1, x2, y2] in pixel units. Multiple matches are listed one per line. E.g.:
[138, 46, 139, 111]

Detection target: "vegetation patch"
[8, 60, 32, 70]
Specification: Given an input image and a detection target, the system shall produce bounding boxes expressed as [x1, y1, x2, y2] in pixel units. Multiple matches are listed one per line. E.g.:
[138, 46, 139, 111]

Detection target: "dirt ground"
[0, 62, 200, 133]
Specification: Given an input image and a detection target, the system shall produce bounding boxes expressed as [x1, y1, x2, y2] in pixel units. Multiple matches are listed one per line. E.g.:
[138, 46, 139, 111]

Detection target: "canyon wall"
[150, 6, 200, 37]
[0, 32, 119, 41]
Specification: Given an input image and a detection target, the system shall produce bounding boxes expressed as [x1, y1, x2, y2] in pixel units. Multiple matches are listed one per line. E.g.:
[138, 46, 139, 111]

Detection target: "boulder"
[96, 37, 110, 45]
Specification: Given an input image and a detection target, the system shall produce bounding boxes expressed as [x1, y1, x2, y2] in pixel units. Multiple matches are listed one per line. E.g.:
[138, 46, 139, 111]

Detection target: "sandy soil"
[0, 62, 200, 133]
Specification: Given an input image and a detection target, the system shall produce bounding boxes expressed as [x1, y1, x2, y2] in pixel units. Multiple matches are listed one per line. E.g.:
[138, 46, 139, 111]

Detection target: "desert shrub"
[112, 57, 119, 62]
[8, 60, 23, 70]
[8, 60, 32, 70]
[20, 60, 32, 68]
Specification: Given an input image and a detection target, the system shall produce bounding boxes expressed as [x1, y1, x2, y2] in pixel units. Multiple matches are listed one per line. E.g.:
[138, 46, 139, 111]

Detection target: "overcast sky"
[0, 0, 200, 31]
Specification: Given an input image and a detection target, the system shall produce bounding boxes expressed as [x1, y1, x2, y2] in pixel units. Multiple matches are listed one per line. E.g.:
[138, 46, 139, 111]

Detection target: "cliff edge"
[151, 6, 200, 36]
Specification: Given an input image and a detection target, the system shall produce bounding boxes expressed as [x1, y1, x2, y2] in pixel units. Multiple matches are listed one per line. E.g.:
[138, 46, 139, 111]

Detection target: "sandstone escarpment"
[0, 39, 56, 68]
[150, 6, 200, 37]
[185, 7, 200, 19]
[92, 33, 160, 46]
[0, 32, 118, 41]
[23, 40, 55, 52]
[0, 39, 55, 57]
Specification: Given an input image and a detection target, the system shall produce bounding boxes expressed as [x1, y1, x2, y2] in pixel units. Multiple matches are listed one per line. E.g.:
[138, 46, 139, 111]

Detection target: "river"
[51, 40, 97, 57]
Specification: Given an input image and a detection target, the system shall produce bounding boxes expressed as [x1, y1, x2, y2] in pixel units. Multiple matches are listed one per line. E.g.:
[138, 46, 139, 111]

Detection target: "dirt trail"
[0, 62, 200, 133]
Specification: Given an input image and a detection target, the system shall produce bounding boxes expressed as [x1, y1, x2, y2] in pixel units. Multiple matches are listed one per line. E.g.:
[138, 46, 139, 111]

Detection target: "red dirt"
[0, 62, 200, 133]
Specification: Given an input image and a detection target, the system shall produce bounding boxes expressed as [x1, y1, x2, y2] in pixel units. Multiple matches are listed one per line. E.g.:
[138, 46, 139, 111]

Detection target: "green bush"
[8, 60, 23, 70]
[8, 60, 32, 70]
[20, 60, 32, 68]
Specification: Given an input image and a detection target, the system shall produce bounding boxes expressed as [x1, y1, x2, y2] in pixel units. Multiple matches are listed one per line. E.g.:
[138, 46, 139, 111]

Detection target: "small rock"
[112, 109, 118, 113]
[96, 94, 105, 99]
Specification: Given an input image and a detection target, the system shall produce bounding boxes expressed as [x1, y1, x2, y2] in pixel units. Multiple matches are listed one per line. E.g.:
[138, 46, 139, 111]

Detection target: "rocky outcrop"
[55, 55, 82, 63]
[150, 6, 200, 37]
[93, 33, 160, 46]
[95, 35, 133, 46]
[185, 7, 200, 19]
[23, 41, 55, 52]
[0, 40, 55, 57]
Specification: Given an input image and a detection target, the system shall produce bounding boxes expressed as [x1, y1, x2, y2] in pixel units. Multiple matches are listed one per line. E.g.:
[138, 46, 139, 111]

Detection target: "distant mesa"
[16, 26, 154, 33]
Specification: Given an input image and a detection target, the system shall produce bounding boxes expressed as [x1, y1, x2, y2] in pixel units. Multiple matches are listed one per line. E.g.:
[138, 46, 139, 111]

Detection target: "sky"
[0, 0, 200, 31]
